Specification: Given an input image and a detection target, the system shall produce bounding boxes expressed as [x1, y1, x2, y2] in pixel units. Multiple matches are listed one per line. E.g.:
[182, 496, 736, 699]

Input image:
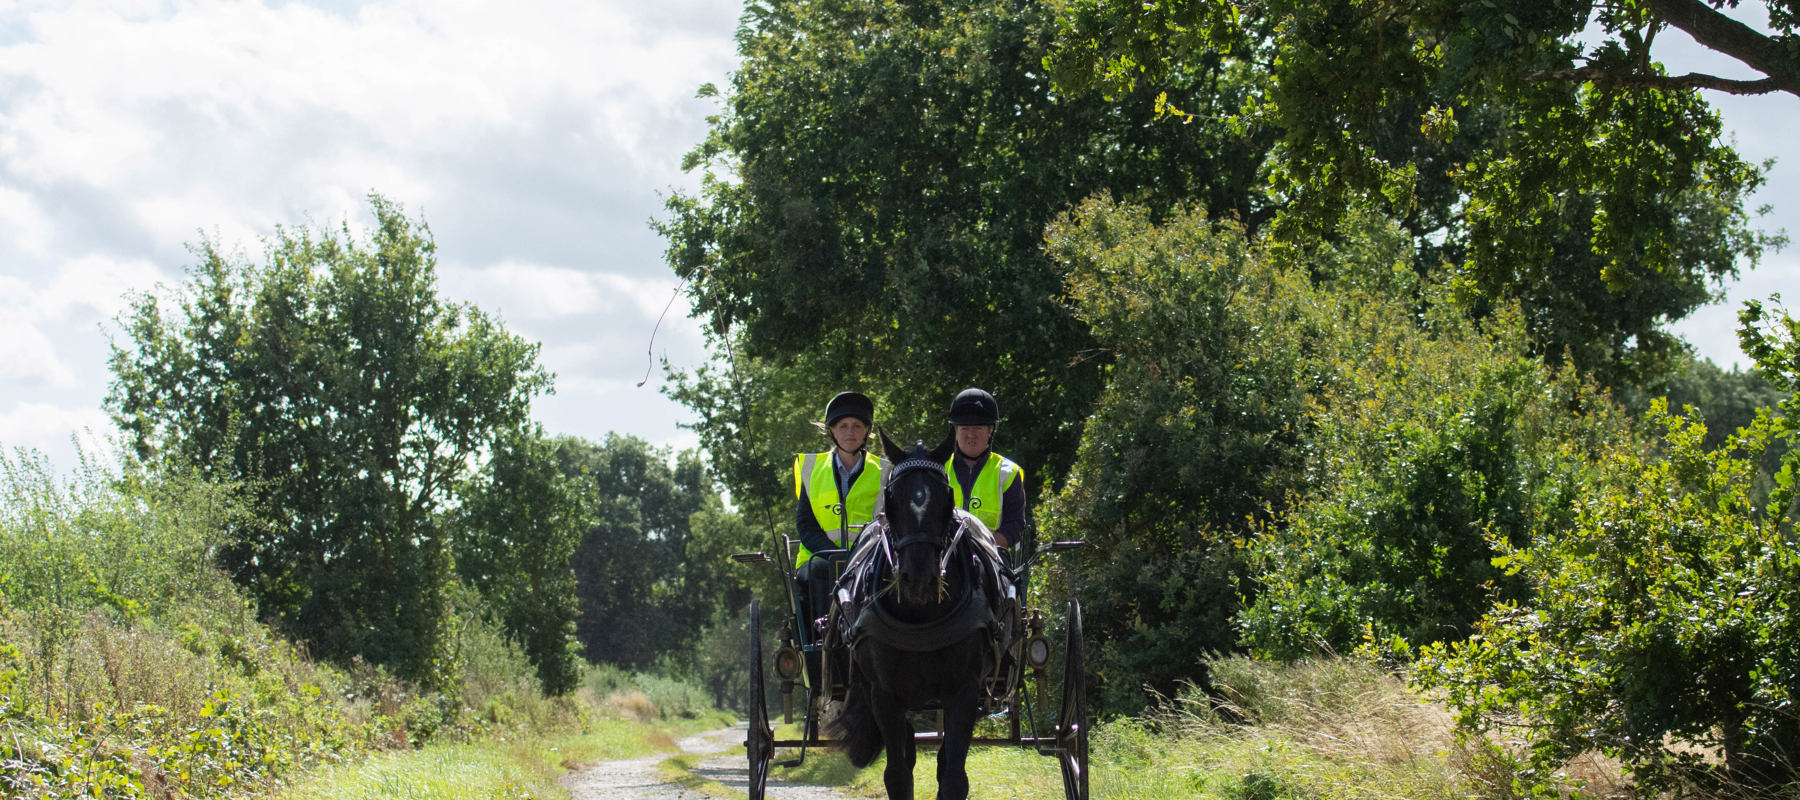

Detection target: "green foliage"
[1041, 196, 1636, 714]
[272, 709, 733, 800]
[1046, 0, 1777, 389]
[0, 450, 370, 797]
[105, 194, 550, 684]
[559, 435, 752, 671]
[664, 355, 842, 525]
[1741, 296, 1800, 517]
[1416, 403, 1800, 791]
[581, 663, 718, 722]
[0, 447, 243, 654]
[1040, 197, 1311, 711]
[662, 0, 1279, 515]
[1058, 656, 1475, 800]
[1660, 353, 1788, 450]
[656, 579, 759, 715]
[1240, 302, 1631, 658]
[454, 425, 586, 695]
[0, 444, 685, 798]
[1048, 197, 1307, 546]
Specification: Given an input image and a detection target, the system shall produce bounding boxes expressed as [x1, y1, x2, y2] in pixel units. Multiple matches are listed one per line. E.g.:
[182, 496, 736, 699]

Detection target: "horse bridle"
[874, 456, 969, 575]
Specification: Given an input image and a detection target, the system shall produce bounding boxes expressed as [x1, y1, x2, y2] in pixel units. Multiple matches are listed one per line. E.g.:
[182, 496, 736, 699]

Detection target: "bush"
[581, 663, 715, 722]
[1041, 197, 1312, 712]
[1101, 656, 1474, 800]
[0, 449, 371, 796]
[0, 448, 244, 649]
[1240, 342, 1630, 659]
[1417, 403, 1800, 792]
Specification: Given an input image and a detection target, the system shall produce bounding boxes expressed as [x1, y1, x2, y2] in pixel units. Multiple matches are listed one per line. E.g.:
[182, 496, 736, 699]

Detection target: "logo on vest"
[969, 497, 983, 510]
[831, 502, 845, 517]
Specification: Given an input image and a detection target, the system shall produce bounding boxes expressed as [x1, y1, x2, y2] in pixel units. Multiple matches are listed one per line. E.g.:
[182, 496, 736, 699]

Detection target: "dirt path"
[559, 723, 853, 800]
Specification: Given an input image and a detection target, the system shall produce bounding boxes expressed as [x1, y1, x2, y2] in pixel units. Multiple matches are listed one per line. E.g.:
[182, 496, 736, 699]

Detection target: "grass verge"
[272, 713, 735, 800]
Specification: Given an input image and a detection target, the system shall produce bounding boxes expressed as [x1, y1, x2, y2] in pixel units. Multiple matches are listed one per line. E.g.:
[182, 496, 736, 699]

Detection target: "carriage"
[731, 440, 1090, 800]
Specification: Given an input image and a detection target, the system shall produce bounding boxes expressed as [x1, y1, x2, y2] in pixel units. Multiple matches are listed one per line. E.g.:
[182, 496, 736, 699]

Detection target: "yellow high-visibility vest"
[945, 451, 1022, 533]
[792, 450, 884, 566]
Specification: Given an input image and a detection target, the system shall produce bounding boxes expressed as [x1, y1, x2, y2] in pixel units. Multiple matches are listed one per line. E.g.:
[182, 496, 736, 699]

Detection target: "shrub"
[0, 450, 371, 797]
[1417, 403, 1800, 792]
[1041, 197, 1312, 712]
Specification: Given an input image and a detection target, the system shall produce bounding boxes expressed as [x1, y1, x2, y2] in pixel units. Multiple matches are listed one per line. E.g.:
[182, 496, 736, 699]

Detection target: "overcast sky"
[1, 1, 1795, 476]
[2, 0, 738, 471]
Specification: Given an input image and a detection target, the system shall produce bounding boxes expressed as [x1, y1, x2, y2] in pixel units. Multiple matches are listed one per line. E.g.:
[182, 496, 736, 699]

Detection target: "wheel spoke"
[1057, 599, 1088, 800]
[748, 600, 772, 800]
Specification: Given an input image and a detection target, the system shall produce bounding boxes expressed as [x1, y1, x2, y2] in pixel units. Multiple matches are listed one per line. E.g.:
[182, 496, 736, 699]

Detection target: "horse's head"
[879, 431, 958, 609]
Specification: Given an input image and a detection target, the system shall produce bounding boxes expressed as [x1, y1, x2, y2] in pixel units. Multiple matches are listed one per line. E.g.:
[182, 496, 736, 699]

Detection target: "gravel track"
[559, 723, 853, 800]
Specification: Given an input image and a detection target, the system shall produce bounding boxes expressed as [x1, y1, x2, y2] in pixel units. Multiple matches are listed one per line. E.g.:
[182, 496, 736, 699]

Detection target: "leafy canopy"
[1046, 0, 1778, 387]
[106, 194, 550, 683]
[454, 425, 587, 695]
[661, 0, 1277, 516]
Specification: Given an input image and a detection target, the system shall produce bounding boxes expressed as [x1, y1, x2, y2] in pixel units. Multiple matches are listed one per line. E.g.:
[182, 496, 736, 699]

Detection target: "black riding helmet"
[946, 387, 999, 426]
[824, 391, 875, 427]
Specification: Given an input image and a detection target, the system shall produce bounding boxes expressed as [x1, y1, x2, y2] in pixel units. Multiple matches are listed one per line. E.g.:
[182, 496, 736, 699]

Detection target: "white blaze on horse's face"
[907, 483, 930, 525]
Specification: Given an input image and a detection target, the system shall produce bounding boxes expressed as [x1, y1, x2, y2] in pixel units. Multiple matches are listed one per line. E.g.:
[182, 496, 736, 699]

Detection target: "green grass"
[263, 656, 1612, 800]
[271, 713, 736, 800]
[742, 658, 1515, 800]
[1065, 657, 1483, 800]
[268, 740, 556, 800]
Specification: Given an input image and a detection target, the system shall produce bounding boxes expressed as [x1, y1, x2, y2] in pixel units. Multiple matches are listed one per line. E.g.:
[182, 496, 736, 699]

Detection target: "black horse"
[829, 434, 1006, 800]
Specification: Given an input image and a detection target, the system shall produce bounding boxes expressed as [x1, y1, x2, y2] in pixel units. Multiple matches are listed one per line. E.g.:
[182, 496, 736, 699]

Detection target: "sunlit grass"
[1062, 657, 1478, 800]
[270, 740, 555, 800]
[752, 658, 1491, 800]
[272, 714, 733, 800]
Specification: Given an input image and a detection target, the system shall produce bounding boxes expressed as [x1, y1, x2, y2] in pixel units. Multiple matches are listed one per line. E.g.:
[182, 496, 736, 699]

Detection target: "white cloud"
[1, 0, 736, 261]
[0, 401, 113, 461]
[0, 255, 162, 387]
[37, 254, 168, 322]
[0, 186, 51, 256]
[0, 0, 741, 476]
[0, 317, 77, 386]
[447, 260, 695, 322]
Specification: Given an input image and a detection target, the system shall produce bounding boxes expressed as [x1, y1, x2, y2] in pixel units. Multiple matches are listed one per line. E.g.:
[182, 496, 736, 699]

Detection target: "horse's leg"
[872, 690, 915, 800]
[933, 684, 983, 800]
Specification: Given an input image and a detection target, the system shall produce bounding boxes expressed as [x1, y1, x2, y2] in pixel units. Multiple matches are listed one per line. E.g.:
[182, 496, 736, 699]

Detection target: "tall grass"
[977, 657, 1489, 800]
[1022, 655, 1629, 800]
[0, 445, 731, 798]
[0, 446, 597, 796]
[583, 663, 717, 722]
[0, 446, 374, 797]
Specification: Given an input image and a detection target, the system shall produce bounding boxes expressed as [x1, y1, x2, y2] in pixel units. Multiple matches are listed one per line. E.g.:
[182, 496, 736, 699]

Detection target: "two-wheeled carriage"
[732, 525, 1089, 800]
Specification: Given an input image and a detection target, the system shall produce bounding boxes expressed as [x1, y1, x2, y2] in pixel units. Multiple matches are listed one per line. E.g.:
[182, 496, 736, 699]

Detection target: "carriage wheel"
[747, 600, 773, 800]
[1056, 599, 1089, 800]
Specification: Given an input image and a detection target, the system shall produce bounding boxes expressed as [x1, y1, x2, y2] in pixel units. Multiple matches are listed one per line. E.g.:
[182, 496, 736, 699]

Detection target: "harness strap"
[850, 583, 991, 652]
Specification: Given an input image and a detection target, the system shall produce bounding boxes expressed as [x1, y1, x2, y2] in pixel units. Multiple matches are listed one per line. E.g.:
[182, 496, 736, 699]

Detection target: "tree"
[661, 0, 1277, 514]
[454, 425, 586, 695]
[1568, 0, 1800, 97]
[558, 435, 749, 669]
[1404, 294, 1800, 793]
[1036, 197, 1318, 710]
[1046, 0, 1777, 388]
[106, 194, 550, 683]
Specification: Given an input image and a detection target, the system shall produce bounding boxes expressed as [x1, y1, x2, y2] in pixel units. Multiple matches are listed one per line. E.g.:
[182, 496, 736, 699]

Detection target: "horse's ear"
[881, 430, 907, 462]
[928, 432, 955, 463]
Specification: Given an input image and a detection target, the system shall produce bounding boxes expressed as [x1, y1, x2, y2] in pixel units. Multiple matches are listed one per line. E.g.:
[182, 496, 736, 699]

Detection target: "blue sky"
[0, 0, 1794, 475]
